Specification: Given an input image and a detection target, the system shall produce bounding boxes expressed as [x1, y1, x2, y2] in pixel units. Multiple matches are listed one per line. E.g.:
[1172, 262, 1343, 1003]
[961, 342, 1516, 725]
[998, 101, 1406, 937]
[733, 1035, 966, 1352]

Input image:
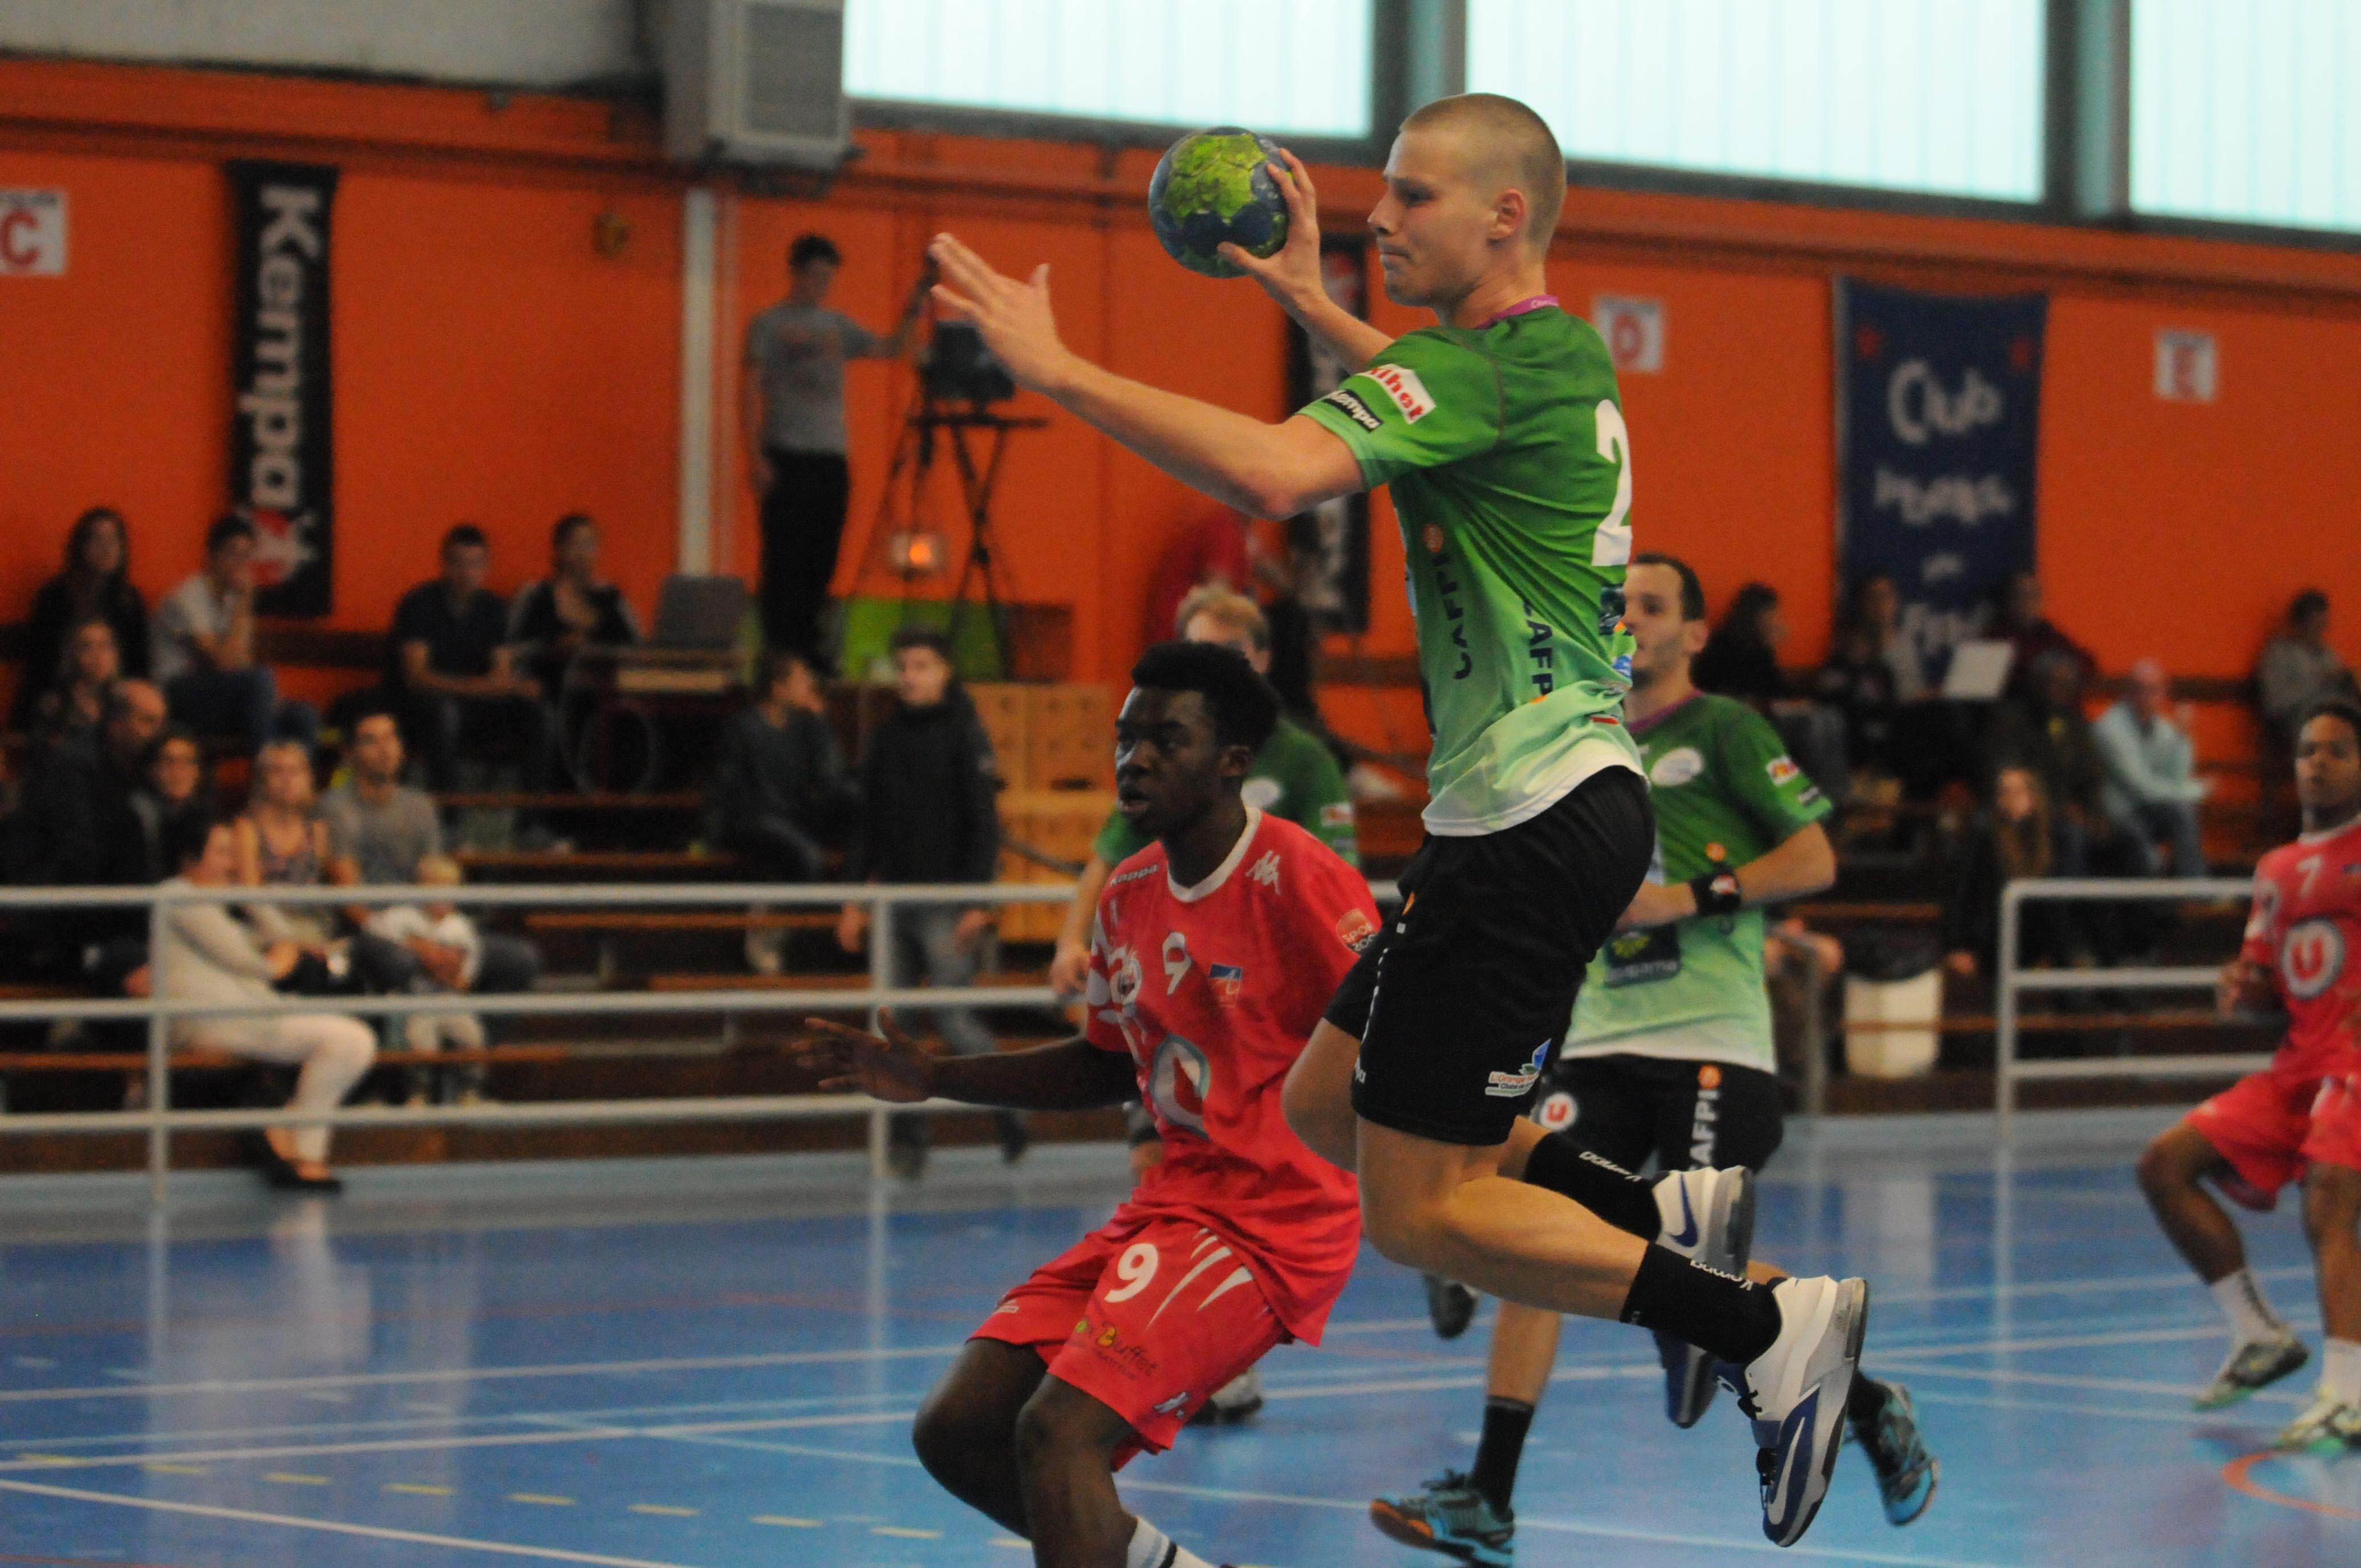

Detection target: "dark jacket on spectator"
[1990, 701, 2107, 823]
[708, 705, 855, 879]
[1998, 618, 2097, 702]
[11, 574, 149, 730]
[506, 578, 640, 694]
[1943, 814, 2076, 978]
[0, 742, 155, 972]
[1694, 628, 1787, 706]
[849, 687, 1001, 885]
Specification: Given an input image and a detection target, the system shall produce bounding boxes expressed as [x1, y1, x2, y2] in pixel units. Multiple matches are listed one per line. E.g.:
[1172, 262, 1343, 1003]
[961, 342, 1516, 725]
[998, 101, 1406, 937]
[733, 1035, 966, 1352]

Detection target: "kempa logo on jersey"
[1320, 387, 1381, 432]
[1366, 363, 1434, 423]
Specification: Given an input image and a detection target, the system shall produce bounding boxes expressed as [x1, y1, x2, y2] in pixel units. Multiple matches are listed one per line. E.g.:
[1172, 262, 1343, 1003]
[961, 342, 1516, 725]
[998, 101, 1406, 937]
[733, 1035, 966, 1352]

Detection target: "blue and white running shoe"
[1655, 1165, 1756, 1427]
[1733, 1274, 1869, 1547]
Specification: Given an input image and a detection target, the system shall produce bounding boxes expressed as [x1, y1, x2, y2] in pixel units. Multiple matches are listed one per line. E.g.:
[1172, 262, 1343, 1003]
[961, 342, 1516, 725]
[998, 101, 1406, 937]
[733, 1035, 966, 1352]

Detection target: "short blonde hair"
[1174, 584, 1269, 653]
[416, 854, 464, 888]
[1401, 92, 1566, 245]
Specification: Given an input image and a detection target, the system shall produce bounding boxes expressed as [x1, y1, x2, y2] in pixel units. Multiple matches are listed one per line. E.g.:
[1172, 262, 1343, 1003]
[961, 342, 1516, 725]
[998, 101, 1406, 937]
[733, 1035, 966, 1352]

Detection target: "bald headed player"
[928, 95, 1869, 1545]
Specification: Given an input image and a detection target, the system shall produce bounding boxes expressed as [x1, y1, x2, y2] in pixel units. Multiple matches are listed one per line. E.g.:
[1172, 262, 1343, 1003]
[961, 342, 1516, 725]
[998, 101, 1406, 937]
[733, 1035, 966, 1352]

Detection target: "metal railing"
[1996, 876, 2262, 1133]
[0, 879, 1093, 1201]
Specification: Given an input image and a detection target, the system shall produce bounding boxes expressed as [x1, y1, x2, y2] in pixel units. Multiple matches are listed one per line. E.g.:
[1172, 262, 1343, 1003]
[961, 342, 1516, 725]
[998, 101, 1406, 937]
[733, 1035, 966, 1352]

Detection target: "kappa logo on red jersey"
[1366, 363, 1435, 424]
[2282, 918, 2347, 1001]
[1247, 851, 1283, 892]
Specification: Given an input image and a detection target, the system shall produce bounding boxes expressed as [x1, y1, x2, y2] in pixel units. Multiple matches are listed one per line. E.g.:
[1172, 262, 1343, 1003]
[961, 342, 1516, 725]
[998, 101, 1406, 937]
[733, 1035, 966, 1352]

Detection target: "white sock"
[2208, 1269, 2287, 1346]
[2323, 1338, 2361, 1404]
[1126, 1516, 1213, 1568]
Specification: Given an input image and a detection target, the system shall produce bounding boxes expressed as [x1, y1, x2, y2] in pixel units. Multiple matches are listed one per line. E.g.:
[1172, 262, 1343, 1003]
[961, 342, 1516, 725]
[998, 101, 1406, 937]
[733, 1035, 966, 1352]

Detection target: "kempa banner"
[227, 160, 337, 616]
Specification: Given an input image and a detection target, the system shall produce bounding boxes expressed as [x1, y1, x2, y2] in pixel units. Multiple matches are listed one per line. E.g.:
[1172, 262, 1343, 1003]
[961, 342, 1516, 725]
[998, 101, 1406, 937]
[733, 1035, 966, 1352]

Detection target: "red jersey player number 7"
[795, 641, 1376, 1568]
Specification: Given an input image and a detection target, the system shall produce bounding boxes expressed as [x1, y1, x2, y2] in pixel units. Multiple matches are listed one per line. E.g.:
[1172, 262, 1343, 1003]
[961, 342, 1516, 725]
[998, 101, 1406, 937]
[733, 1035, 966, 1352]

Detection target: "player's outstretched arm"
[927, 233, 1364, 521]
[1617, 822, 1838, 930]
[794, 1013, 1138, 1111]
[1217, 150, 1394, 371]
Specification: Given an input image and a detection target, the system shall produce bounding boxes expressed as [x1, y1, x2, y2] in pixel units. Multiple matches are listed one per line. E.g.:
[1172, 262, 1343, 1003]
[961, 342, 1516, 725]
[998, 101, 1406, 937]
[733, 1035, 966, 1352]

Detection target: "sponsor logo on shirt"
[1247, 851, 1283, 892]
[1367, 363, 1435, 423]
[1320, 801, 1356, 828]
[1691, 1065, 1723, 1165]
[1422, 523, 1445, 555]
[1766, 756, 1802, 786]
[1535, 1090, 1576, 1131]
[1649, 745, 1705, 787]
[1336, 907, 1377, 952]
[1208, 962, 1245, 1004]
[1153, 1391, 1193, 1416]
[2282, 918, 2346, 1001]
[1487, 1038, 1552, 1098]
[1321, 387, 1382, 432]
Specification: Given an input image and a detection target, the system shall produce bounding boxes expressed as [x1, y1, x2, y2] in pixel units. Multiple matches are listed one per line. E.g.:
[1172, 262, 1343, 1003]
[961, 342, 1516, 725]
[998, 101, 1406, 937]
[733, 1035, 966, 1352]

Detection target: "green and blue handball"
[1148, 127, 1291, 277]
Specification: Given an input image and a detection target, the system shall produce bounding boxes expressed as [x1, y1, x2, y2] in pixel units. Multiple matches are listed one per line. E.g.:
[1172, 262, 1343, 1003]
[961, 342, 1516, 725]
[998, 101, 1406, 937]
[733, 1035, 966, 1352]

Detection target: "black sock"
[1618, 1243, 1782, 1366]
[1467, 1396, 1533, 1516]
[1521, 1134, 1662, 1240]
[1846, 1374, 1891, 1427]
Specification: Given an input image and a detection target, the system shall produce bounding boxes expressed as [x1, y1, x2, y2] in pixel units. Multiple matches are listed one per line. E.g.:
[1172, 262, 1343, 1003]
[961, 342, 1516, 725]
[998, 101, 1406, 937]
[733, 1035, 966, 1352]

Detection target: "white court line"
[1883, 1321, 2319, 1359]
[0, 1478, 709, 1567]
[1876, 1363, 2310, 1407]
[0, 1343, 967, 1405]
[1869, 1262, 2313, 1308]
[1903, 1385, 2289, 1425]
[0, 1424, 632, 1474]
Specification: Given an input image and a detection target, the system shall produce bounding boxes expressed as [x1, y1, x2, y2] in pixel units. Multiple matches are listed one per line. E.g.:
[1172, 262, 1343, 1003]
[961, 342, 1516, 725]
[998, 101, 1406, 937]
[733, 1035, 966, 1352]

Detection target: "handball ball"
[1149, 127, 1289, 278]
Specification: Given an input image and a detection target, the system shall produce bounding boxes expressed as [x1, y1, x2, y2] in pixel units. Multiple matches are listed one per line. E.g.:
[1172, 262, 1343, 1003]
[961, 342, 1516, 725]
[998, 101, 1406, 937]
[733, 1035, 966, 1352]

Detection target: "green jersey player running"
[1372, 555, 1938, 1566]
[928, 92, 1868, 1554]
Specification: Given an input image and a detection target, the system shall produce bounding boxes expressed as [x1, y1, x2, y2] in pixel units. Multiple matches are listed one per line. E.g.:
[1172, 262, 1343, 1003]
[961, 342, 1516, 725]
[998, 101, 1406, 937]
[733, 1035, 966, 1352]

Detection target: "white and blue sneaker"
[1654, 1165, 1757, 1428]
[1731, 1274, 1870, 1548]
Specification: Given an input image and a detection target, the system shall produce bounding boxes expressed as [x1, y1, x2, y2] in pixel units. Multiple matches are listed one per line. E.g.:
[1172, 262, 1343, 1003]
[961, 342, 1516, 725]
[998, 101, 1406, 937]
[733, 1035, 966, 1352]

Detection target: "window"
[1465, 0, 2044, 202]
[2132, 0, 2361, 233]
[843, 0, 1373, 139]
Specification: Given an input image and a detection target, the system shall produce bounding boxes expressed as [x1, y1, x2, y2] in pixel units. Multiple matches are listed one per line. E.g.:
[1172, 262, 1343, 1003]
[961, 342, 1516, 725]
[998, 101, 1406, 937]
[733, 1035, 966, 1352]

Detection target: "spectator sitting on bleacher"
[388, 525, 557, 836]
[322, 707, 539, 1010]
[2092, 658, 2212, 879]
[154, 811, 375, 1193]
[1942, 764, 2076, 982]
[11, 506, 149, 734]
[1697, 582, 1849, 810]
[132, 726, 215, 885]
[1991, 570, 2096, 702]
[1990, 650, 2110, 878]
[711, 650, 855, 976]
[1049, 586, 1356, 997]
[1810, 575, 1925, 786]
[363, 854, 486, 1107]
[0, 679, 165, 983]
[152, 515, 318, 754]
[234, 738, 335, 947]
[29, 616, 124, 763]
[2256, 589, 2355, 750]
[837, 623, 1015, 1177]
[506, 513, 642, 704]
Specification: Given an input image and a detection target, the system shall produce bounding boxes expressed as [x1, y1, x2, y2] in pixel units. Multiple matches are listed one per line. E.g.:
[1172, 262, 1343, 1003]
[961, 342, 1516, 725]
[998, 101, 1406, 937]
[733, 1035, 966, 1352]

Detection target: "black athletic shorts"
[1531, 1053, 1786, 1175]
[1326, 766, 1654, 1147]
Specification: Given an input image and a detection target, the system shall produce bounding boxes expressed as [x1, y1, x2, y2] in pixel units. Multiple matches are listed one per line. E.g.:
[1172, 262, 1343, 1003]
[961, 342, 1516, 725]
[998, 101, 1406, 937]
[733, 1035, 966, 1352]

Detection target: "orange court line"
[2221, 1451, 2361, 1522]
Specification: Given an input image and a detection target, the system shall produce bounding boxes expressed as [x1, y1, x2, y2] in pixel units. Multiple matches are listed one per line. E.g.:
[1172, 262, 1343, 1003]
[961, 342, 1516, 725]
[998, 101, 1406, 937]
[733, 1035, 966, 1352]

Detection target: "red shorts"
[2189, 1067, 2361, 1205]
[971, 1213, 1285, 1465]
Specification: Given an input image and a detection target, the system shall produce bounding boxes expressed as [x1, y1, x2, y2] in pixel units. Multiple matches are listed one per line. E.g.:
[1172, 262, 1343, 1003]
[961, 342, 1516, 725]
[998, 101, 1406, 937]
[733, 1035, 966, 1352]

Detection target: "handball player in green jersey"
[927, 93, 1868, 1546]
[1370, 555, 1938, 1566]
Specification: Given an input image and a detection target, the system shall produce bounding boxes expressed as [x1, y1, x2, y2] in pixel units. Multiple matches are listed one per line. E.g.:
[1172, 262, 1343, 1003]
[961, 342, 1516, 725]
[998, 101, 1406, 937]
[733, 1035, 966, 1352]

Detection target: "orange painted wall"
[4, 58, 2359, 764]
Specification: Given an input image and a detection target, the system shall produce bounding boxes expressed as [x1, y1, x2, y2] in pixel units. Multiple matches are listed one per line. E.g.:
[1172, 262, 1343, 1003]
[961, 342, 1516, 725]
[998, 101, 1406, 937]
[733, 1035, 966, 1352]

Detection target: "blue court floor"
[2, 1110, 2358, 1567]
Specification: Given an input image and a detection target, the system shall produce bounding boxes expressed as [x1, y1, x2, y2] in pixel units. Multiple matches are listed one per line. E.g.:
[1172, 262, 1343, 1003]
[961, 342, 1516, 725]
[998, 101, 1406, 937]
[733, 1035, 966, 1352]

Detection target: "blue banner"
[1834, 278, 2045, 679]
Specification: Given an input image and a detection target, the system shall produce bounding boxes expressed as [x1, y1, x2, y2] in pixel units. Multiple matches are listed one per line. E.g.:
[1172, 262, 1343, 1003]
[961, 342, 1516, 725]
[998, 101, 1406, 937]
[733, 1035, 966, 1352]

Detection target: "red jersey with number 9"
[2241, 815, 2361, 1075]
[1085, 809, 1374, 1342]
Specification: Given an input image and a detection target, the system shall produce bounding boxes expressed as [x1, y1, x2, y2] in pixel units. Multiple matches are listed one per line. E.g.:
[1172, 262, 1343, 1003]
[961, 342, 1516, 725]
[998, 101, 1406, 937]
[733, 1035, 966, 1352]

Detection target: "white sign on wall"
[0, 189, 66, 276]
[2154, 329, 2217, 403]
[1592, 294, 1665, 374]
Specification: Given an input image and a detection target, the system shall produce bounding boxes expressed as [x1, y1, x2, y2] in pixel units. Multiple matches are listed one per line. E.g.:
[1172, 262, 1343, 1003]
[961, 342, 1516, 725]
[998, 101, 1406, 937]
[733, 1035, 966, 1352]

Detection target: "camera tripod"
[868, 394, 1046, 676]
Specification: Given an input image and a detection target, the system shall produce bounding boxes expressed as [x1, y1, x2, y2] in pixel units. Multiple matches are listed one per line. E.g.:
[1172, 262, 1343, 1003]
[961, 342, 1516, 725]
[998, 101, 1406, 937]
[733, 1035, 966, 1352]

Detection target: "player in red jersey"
[2137, 699, 2361, 1449]
[797, 641, 1376, 1568]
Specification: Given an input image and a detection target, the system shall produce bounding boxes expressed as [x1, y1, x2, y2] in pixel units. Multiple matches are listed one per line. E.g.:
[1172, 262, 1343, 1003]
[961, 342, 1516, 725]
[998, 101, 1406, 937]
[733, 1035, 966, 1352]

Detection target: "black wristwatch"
[1689, 869, 1743, 918]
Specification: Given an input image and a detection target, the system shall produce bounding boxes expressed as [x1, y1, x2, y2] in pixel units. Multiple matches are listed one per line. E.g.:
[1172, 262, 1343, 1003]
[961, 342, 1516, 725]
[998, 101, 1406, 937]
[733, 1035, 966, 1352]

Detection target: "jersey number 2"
[1593, 400, 1633, 567]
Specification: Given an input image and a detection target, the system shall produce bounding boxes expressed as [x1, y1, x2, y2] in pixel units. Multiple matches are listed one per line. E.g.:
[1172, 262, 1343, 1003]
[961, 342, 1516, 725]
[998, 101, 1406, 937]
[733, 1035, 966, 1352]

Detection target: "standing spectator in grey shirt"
[2257, 590, 2356, 748]
[741, 234, 928, 670]
[2092, 659, 2211, 878]
[151, 515, 317, 753]
[321, 708, 539, 1009]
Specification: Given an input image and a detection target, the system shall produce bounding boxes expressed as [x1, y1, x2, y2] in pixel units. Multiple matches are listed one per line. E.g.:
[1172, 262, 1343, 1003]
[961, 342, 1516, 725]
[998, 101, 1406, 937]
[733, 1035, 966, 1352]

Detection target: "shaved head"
[1400, 93, 1565, 248]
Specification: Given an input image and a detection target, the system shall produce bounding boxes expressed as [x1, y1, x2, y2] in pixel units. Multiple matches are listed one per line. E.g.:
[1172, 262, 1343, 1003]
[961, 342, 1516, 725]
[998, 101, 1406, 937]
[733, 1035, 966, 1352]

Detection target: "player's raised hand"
[793, 1012, 935, 1103]
[927, 233, 1075, 393]
[1219, 148, 1328, 314]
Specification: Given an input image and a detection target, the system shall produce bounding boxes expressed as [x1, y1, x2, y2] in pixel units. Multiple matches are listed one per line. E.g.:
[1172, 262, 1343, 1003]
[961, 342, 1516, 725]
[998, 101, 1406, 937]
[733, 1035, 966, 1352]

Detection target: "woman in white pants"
[157, 817, 376, 1191]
